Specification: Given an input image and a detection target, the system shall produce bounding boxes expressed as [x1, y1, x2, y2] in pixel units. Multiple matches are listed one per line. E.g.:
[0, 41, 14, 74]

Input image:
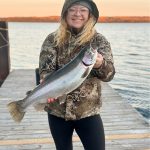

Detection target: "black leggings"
[48, 114, 105, 150]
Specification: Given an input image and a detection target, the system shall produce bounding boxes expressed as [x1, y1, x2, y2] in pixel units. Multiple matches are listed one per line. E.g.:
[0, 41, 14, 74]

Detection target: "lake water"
[8, 22, 150, 119]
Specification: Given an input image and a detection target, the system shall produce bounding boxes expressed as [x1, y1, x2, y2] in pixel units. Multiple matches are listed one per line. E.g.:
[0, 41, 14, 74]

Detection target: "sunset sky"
[0, 0, 149, 17]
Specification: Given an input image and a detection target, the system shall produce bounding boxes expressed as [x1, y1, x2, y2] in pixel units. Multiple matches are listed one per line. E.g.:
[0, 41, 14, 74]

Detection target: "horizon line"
[0, 16, 149, 23]
[1, 16, 150, 18]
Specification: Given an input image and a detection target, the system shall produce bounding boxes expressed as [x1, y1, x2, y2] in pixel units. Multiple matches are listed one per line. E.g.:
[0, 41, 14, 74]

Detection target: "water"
[8, 22, 150, 119]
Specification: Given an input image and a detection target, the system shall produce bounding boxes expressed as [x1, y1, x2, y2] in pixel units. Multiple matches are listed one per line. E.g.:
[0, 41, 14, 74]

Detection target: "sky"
[0, 0, 149, 17]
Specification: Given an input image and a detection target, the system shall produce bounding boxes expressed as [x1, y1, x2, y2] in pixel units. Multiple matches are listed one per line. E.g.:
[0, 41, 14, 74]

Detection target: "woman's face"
[66, 4, 90, 31]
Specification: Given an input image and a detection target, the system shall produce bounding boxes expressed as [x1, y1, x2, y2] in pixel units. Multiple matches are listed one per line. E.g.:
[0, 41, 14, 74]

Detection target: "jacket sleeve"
[39, 34, 57, 79]
[91, 34, 115, 82]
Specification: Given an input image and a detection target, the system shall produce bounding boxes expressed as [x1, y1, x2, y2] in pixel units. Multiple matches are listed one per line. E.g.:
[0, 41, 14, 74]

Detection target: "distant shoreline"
[0, 16, 149, 23]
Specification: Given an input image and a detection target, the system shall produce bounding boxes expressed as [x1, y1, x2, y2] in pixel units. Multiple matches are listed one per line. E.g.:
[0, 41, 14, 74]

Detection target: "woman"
[39, 0, 115, 149]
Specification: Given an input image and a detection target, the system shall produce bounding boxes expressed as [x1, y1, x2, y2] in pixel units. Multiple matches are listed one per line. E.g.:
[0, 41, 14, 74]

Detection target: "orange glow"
[0, 0, 149, 17]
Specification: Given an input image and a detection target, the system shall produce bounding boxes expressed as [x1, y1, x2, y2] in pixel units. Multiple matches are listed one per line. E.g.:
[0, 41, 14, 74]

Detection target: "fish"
[7, 46, 97, 123]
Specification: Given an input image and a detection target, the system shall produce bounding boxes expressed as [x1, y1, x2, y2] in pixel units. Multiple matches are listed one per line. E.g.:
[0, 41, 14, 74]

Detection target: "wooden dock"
[0, 69, 149, 150]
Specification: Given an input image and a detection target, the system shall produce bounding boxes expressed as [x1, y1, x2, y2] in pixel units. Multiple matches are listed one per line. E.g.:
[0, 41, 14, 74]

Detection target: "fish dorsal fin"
[26, 90, 32, 95]
[81, 67, 90, 78]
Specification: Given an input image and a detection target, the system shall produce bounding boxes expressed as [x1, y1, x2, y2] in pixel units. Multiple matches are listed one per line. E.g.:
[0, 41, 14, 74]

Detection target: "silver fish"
[7, 46, 97, 123]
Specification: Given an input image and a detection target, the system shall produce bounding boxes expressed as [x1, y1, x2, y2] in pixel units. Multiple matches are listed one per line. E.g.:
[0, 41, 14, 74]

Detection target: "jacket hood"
[61, 0, 99, 22]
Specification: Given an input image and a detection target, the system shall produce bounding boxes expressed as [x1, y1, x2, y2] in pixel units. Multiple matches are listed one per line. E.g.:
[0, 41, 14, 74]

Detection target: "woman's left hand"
[93, 53, 103, 68]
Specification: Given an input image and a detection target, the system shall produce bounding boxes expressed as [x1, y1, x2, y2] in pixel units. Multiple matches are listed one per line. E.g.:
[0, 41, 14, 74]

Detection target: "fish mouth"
[82, 61, 92, 66]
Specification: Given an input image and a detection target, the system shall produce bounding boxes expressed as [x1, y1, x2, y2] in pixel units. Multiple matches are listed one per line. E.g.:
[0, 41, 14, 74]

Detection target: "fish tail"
[7, 100, 25, 123]
[34, 103, 46, 111]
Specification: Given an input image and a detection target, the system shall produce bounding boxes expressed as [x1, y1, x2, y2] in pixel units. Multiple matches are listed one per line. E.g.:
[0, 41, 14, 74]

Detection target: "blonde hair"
[54, 15, 96, 47]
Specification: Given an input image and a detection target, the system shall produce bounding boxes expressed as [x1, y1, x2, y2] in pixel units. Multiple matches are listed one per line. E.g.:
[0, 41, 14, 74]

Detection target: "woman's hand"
[93, 53, 103, 69]
[40, 78, 56, 103]
[47, 98, 56, 103]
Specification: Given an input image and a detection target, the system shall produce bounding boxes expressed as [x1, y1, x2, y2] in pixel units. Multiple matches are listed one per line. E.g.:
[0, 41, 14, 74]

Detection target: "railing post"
[0, 21, 10, 86]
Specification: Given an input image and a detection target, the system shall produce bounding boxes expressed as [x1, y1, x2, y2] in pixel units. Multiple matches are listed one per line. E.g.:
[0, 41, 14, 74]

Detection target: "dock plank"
[0, 69, 149, 150]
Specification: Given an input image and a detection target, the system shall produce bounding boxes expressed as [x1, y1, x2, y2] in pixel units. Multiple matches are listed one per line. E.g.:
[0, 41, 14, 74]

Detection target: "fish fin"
[34, 103, 46, 111]
[57, 94, 67, 104]
[7, 100, 25, 123]
[26, 90, 32, 95]
[81, 67, 90, 78]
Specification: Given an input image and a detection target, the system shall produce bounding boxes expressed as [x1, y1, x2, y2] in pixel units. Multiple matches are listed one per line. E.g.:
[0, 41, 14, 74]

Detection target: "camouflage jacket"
[39, 31, 115, 120]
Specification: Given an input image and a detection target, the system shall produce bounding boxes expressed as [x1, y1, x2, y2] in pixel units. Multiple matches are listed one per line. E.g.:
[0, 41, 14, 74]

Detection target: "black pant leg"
[75, 115, 105, 150]
[48, 114, 74, 150]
